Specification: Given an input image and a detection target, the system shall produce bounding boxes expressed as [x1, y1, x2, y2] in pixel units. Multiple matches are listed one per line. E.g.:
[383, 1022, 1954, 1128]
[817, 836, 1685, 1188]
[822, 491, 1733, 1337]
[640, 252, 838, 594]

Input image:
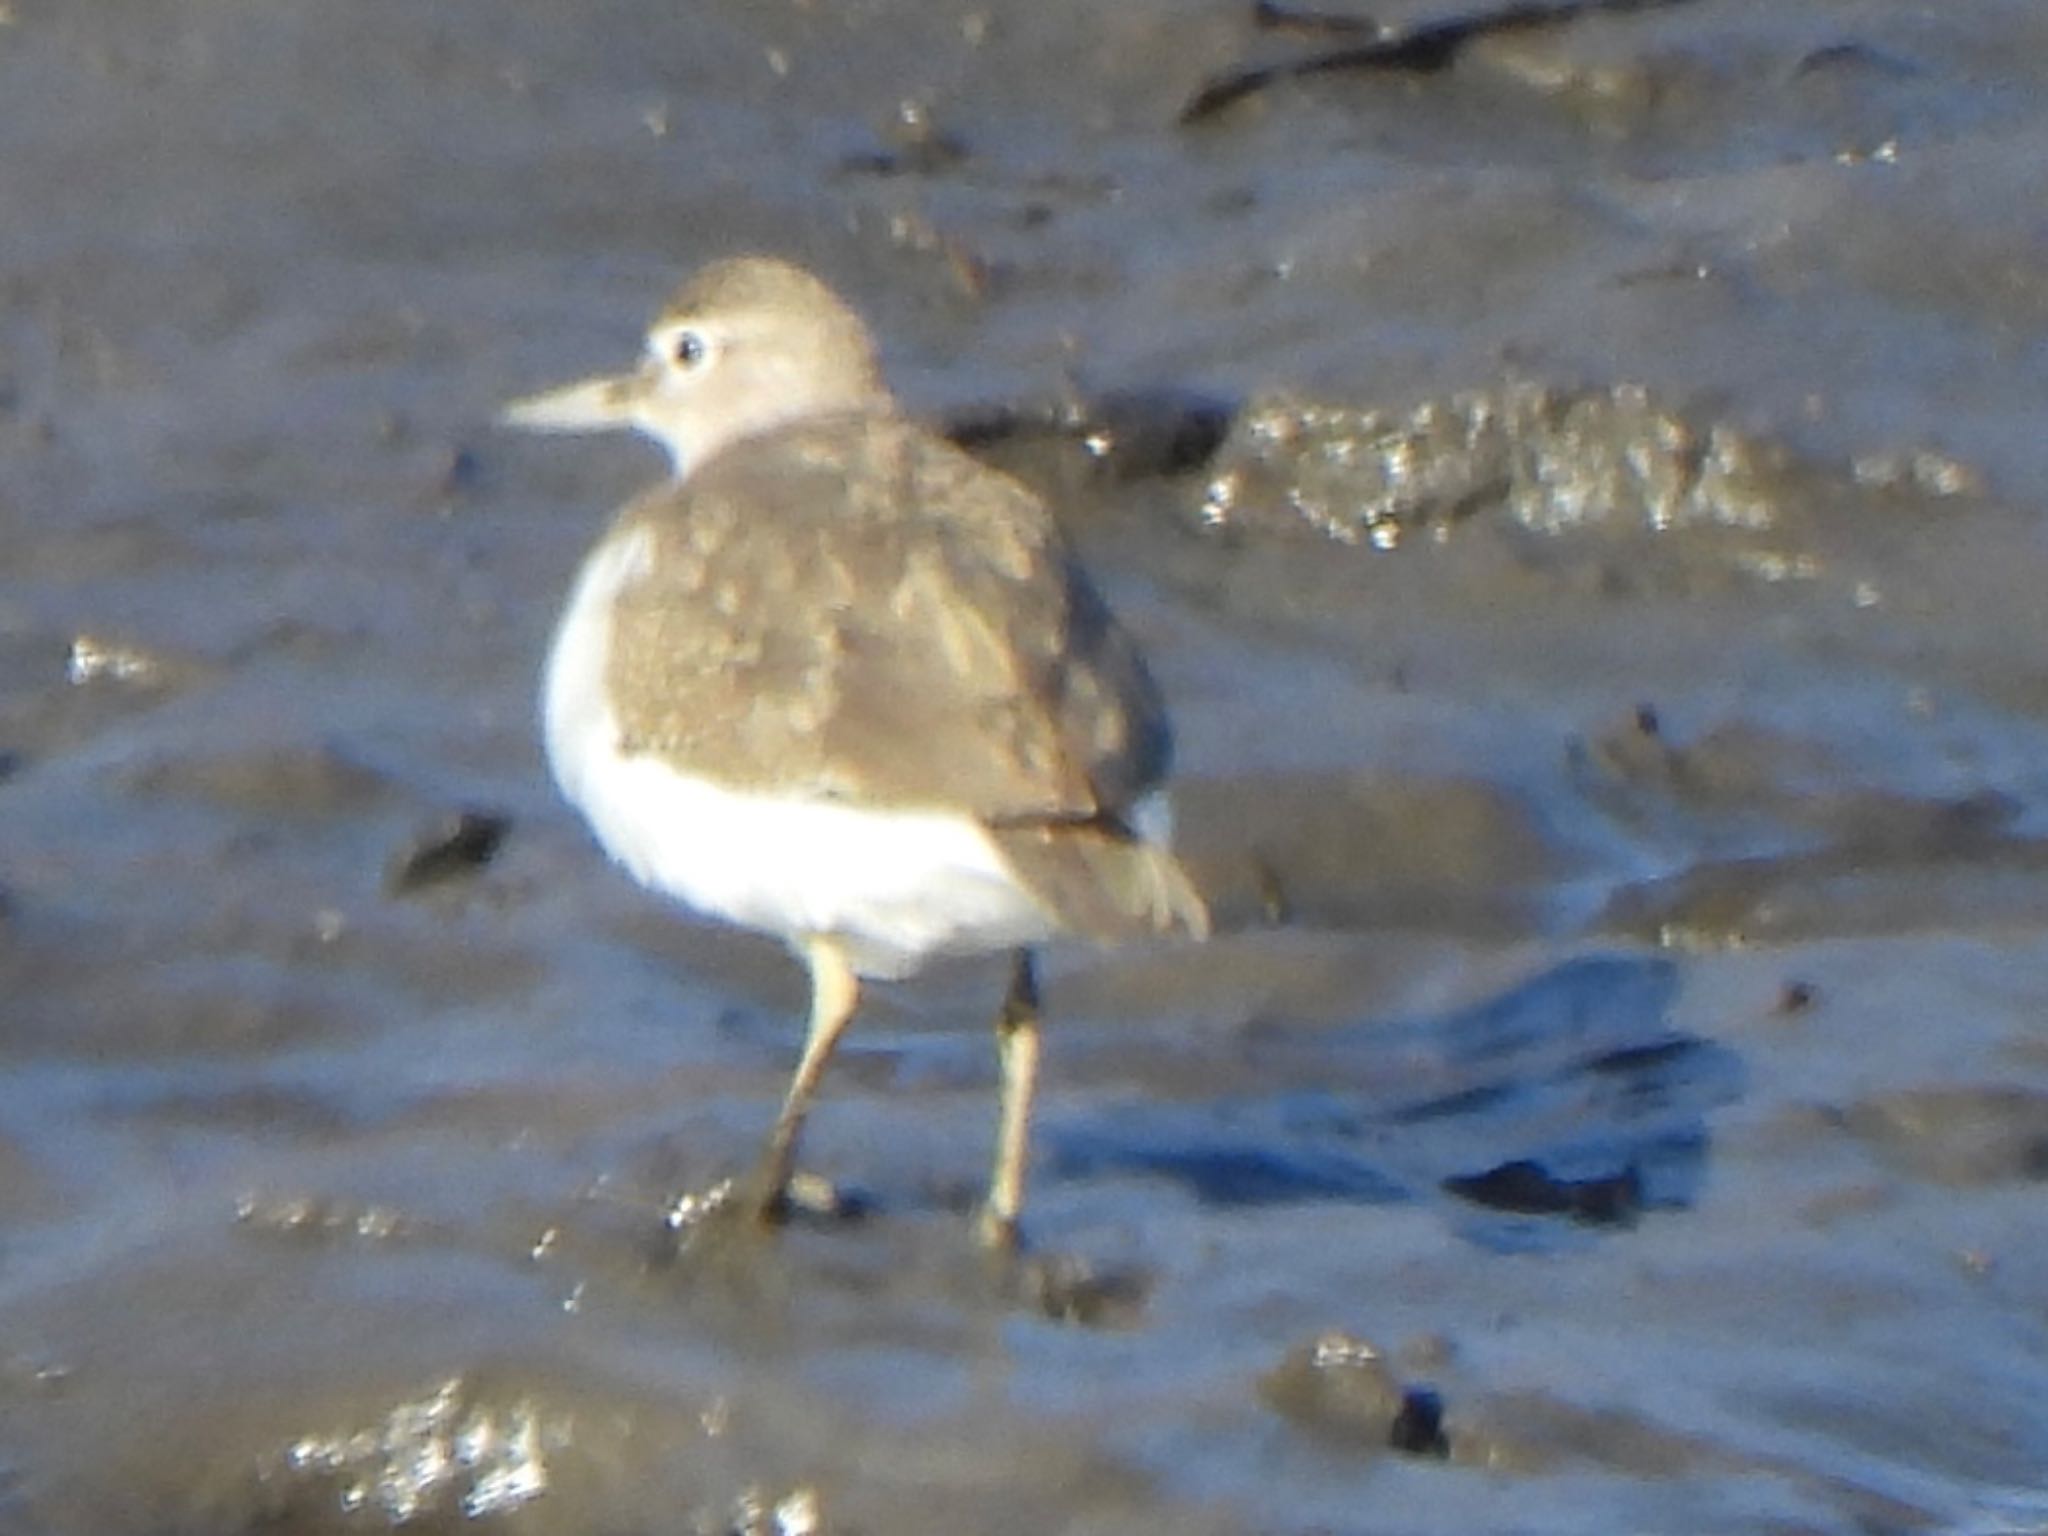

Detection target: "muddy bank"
[5, 0, 2048, 1531]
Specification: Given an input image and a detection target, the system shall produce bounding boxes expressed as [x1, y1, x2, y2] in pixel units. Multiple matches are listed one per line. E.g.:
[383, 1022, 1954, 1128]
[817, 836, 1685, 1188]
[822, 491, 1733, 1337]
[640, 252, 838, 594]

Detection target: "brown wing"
[602, 414, 1173, 824]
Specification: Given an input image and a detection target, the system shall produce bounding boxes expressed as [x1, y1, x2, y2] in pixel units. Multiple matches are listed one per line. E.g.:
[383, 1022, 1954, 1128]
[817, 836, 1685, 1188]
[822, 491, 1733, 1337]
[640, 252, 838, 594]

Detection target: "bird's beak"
[500, 363, 654, 434]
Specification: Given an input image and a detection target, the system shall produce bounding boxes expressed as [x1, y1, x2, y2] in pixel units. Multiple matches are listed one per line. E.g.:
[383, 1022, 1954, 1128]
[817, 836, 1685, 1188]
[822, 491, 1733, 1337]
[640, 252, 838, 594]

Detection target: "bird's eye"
[672, 330, 707, 369]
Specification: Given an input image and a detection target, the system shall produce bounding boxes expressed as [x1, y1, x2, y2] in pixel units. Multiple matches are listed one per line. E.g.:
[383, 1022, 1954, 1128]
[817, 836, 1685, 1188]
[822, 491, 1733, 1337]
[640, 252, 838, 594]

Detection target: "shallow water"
[6, 1, 2048, 1531]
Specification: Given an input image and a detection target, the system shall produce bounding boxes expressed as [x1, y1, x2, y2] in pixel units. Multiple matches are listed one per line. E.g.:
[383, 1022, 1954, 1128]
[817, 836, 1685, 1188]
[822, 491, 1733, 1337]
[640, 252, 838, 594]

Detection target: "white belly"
[541, 528, 1059, 979]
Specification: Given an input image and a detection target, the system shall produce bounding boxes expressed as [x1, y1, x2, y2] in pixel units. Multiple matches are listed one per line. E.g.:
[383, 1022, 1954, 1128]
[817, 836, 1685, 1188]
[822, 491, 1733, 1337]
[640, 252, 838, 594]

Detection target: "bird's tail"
[991, 819, 1211, 944]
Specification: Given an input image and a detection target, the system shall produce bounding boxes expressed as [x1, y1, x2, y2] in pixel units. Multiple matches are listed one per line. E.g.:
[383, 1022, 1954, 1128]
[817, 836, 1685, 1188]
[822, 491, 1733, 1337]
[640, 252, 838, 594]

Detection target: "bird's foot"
[975, 1205, 1022, 1253]
[1007, 1249, 1155, 1328]
[755, 1168, 863, 1228]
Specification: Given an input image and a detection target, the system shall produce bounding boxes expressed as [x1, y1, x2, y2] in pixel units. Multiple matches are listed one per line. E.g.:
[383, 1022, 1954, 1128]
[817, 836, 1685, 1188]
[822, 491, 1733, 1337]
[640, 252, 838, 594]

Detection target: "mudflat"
[4, 3, 2048, 1531]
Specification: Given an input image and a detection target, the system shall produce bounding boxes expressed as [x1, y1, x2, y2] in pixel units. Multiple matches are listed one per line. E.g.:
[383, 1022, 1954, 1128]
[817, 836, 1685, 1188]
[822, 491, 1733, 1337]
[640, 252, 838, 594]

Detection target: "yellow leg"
[755, 936, 860, 1223]
[980, 949, 1041, 1249]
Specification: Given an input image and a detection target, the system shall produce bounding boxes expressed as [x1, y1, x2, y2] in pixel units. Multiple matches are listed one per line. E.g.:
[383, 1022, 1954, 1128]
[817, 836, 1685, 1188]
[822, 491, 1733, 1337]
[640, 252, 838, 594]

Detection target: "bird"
[504, 256, 1208, 1247]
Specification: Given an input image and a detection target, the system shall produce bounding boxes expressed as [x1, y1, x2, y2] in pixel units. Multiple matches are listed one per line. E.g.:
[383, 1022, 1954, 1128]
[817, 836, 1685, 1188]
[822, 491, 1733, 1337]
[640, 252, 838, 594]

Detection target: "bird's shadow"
[1044, 955, 1740, 1251]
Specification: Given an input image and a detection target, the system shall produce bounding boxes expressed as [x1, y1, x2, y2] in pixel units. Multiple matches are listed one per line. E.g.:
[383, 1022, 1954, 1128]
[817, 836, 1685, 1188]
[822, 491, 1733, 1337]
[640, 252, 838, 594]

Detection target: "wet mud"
[6, 0, 2048, 1531]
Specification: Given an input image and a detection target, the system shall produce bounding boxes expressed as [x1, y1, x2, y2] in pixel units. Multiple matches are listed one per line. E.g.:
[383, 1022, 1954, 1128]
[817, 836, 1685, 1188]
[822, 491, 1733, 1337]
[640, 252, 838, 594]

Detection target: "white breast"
[540, 526, 1059, 979]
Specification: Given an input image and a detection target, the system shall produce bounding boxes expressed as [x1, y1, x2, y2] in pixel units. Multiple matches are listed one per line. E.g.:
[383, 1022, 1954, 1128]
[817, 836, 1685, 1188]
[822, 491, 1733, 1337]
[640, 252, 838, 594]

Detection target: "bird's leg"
[980, 948, 1041, 1250]
[754, 935, 860, 1224]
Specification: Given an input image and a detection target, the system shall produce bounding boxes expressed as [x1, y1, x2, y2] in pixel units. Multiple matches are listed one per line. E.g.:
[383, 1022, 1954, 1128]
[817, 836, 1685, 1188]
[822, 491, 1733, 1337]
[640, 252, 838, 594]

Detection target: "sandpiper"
[505, 256, 1208, 1247]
